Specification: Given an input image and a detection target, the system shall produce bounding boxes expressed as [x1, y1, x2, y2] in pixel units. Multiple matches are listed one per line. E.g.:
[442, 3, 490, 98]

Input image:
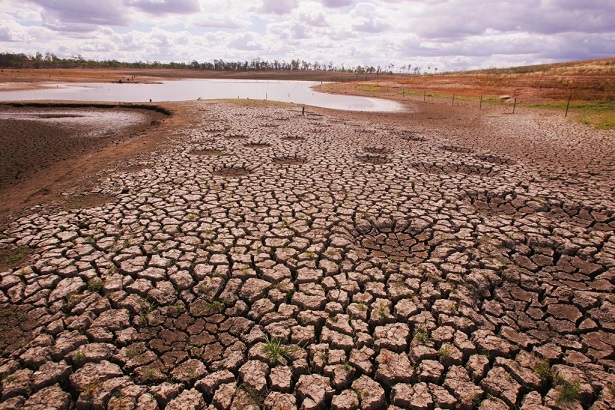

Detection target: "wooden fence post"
[565, 94, 572, 117]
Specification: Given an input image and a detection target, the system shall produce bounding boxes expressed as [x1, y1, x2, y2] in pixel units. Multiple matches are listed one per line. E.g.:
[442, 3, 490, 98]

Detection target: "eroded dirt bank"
[0, 99, 614, 409]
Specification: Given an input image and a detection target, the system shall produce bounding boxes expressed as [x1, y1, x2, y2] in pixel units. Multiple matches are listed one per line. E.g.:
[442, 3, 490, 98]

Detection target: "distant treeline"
[0, 52, 424, 75]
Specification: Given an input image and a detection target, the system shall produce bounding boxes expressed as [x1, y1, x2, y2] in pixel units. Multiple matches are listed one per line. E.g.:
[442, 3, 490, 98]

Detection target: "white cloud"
[2, 0, 613, 71]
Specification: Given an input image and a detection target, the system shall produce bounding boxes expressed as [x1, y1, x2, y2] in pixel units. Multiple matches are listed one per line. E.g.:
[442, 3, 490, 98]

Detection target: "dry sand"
[0, 89, 614, 409]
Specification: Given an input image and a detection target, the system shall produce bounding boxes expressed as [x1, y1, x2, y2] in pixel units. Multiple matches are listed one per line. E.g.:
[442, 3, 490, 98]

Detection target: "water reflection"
[0, 79, 403, 112]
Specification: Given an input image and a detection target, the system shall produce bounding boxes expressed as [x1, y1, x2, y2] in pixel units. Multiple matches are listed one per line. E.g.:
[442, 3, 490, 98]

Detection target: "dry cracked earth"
[1, 100, 614, 410]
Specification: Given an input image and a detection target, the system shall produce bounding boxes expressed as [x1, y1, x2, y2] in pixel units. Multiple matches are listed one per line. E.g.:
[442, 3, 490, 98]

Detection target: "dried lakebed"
[0, 101, 614, 409]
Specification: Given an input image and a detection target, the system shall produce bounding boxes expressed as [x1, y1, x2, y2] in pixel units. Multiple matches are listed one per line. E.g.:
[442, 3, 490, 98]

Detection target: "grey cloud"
[228, 33, 263, 51]
[28, 0, 131, 28]
[0, 26, 18, 42]
[410, 0, 615, 41]
[322, 0, 354, 7]
[128, 0, 201, 15]
[261, 0, 299, 15]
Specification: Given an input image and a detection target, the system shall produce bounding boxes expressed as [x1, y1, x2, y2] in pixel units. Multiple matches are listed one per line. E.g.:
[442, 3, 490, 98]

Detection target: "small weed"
[439, 345, 452, 357]
[534, 359, 552, 382]
[608, 384, 615, 397]
[377, 302, 389, 318]
[446, 301, 458, 314]
[414, 328, 430, 344]
[81, 381, 102, 397]
[144, 367, 157, 380]
[357, 303, 367, 312]
[240, 384, 267, 407]
[65, 293, 81, 303]
[138, 300, 157, 326]
[126, 343, 145, 358]
[329, 314, 338, 323]
[206, 300, 226, 312]
[73, 351, 86, 365]
[2, 374, 17, 383]
[87, 278, 104, 293]
[263, 336, 296, 366]
[342, 362, 352, 372]
[304, 251, 317, 259]
[556, 380, 581, 406]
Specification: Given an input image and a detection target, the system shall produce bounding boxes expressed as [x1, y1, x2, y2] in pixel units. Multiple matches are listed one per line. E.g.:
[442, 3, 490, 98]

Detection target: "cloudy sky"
[1, 0, 614, 71]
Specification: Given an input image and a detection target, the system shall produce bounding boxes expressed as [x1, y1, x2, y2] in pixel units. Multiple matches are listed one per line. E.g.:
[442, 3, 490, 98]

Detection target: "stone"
[331, 390, 360, 410]
[239, 360, 269, 395]
[480, 366, 521, 407]
[263, 392, 297, 410]
[22, 384, 71, 410]
[351, 375, 385, 410]
[374, 349, 413, 385]
[296, 374, 334, 409]
[195, 370, 235, 396]
[166, 389, 205, 410]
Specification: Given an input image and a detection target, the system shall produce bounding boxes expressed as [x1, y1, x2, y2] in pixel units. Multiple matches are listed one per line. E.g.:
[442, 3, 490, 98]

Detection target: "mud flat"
[0, 98, 614, 409]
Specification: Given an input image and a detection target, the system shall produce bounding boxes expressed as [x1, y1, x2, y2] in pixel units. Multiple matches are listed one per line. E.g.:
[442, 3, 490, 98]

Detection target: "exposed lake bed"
[0, 74, 614, 409]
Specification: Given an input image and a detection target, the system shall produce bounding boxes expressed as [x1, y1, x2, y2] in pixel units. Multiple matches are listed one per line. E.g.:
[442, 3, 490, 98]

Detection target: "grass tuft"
[262, 336, 297, 366]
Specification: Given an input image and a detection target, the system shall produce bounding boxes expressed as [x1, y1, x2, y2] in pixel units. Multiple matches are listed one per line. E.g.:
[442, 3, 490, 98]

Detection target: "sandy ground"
[0, 92, 614, 409]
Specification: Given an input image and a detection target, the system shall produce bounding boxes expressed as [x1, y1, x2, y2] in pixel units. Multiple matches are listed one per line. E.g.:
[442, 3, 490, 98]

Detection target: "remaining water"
[0, 79, 402, 112]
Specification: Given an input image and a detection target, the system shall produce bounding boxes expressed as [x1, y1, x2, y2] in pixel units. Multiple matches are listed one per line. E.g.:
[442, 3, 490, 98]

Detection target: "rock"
[48, 277, 86, 303]
[331, 389, 360, 410]
[212, 383, 237, 410]
[373, 323, 410, 352]
[443, 366, 483, 409]
[392, 382, 433, 409]
[51, 330, 88, 360]
[263, 391, 297, 410]
[349, 347, 375, 374]
[31, 361, 71, 391]
[520, 390, 549, 410]
[478, 396, 510, 409]
[548, 304, 582, 323]
[296, 374, 334, 409]
[195, 370, 235, 396]
[268, 366, 293, 392]
[170, 359, 208, 384]
[149, 382, 183, 407]
[417, 359, 444, 383]
[374, 349, 413, 385]
[0, 396, 25, 409]
[69, 360, 123, 392]
[351, 375, 385, 410]
[480, 366, 521, 407]
[1, 368, 32, 399]
[239, 278, 272, 303]
[429, 383, 457, 408]
[239, 360, 269, 395]
[22, 384, 71, 410]
[166, 389, 205, 410]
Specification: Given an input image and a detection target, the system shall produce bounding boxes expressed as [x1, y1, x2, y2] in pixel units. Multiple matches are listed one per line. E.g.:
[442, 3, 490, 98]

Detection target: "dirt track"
[0, 97, 614, 409]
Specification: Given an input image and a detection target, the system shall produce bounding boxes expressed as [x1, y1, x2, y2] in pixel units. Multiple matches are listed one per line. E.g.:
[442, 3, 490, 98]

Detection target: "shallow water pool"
[0, 79, 403, 112]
